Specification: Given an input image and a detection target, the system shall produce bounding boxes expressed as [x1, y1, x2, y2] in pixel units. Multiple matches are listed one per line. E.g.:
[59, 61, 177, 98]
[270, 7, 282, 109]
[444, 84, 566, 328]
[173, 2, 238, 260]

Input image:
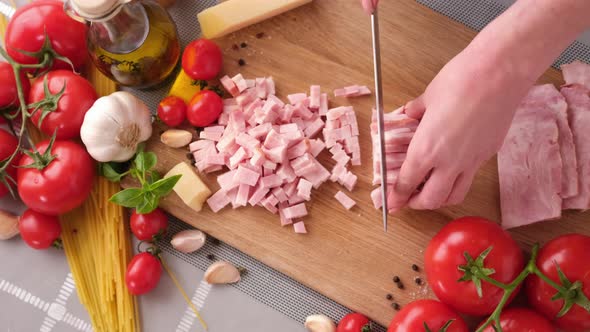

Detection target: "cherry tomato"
[182, 39, 223, 81]
[17, 139, 94, 216]
[424, 217, 524, 316]
[130, 208, 169, 242]
[187, 90, 223, 127]
[5, 0, 88, 72]
[526, 234, 590, 331]
[0, 129, 20, 198]
[387, 300, 469, 332]
[157, 96, 187, 127]
[478, 308, 555, 332]
[337, 313, 371, 332]
[29, 70, 98, 139]
[18, 209, 61, 250]
[125, 252, 162, 295]
[0, 62, 30, 114]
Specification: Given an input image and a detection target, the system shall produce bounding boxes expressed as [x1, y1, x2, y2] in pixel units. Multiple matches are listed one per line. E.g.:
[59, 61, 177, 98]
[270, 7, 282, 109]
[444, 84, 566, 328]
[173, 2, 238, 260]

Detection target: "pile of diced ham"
[190, 74, 363, 233]
[498, 60, 590, 228]
[369, 108, 418, 211]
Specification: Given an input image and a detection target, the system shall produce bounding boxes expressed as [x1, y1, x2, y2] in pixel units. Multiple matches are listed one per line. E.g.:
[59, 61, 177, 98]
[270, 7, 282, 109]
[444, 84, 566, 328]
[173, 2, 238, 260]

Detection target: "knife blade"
[371, 9, 388, 232]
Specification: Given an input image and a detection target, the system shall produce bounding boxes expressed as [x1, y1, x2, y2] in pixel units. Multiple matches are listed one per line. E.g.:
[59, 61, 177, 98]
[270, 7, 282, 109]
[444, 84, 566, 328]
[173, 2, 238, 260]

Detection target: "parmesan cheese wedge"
[165, 162, 212, 212]
[197, 0, 313, 39]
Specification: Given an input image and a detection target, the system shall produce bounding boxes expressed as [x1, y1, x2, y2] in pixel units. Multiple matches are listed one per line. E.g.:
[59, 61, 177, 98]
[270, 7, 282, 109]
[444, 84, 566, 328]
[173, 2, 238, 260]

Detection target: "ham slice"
[498, 92, 562, 229]
[562, 84, 590, 210]
[335, 191, 356, 210]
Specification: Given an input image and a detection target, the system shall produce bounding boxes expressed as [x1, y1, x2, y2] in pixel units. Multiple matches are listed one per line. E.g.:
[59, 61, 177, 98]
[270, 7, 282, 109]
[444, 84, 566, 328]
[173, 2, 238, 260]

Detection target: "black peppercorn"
[240, 42, 247, 48]
[397, 282, 405, 290]
[412, 264, 420, 272]
[393, 276, 400, 283]
[256, 32, 265, 39]
[206, 254, 215, 260]
[238, 59, 246, 66]
[392, 303, 401, 311]
[415, 277, 423, 285]
[385, 294, 393, 300]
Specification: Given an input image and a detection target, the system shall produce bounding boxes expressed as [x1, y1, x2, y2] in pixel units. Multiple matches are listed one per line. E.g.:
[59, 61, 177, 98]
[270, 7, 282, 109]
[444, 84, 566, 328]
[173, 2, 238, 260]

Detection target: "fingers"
[404, 95, 426, 119]
[445, 169, 477, 206]
[361, 0, 379, 15]
[388, 154, 432, 213]
[407, 169, 457, 210]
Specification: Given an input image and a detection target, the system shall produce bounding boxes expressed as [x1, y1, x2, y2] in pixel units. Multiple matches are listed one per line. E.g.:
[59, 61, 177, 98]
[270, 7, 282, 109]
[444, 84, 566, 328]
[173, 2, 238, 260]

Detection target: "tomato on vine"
[337, 313, 371, 332]
[387, 300, 468, 332]
[477, 308, 555, 332]
[0, 61, 30, 119]
[0, 129, 20, 198]
[130, 208, 169, 242]
[18, 209, 61, 250]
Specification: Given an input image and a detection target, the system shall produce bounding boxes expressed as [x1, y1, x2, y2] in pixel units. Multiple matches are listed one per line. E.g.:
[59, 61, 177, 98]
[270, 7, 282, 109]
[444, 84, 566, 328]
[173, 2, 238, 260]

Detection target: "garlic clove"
[304, 315, 336, 332]
[0, 210, 19, 240]
[161, 129, 193, 148]
[204, 261, 241, 284]
[170, 230, 206, 253]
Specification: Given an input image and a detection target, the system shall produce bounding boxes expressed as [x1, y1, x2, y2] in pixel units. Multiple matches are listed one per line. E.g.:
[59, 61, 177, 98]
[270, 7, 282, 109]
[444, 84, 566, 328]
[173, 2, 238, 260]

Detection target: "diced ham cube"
[232, 74, 248, 92]
[297, 178, 313, 201]
[234, 184, 251, 207]
[279, 209, 293, 226]
[255, 77, 268, 99]
[248, 185, 270, 206]
[264, 130, 285, 149]
[207, 189, 231, 213]
[234, 165, 261, 186]
[319, 93, 329, 116]
[327, 106, 353, 120]
[283, 203, 308, 219]
[293, 221, 307, 234]
[288, 93, 307, 105]
[236, 89, 256, 107]
[250, 148, 266, 167]
[293, 102, 314, 120]
[261, 174, 282, 188]
[283, 181, 298, 197]
[266, 77, 276, 95]
[276, 163, 297, 183]
[304, 117, 325, 138]
[205, 153, 227, 166]
[189, 140, 215, 152]
[245, 79, 256, 89]
[217, 169, 239, 191]
[236, 133, 260, 151]
[263, 160, 277, 170]
[263, 146, 287, 164]
[272, 187, 289, 203]
[280, 123, 299, 133]
[248, 123, 272, 139]
[309, 85, 321, 109]
[267, 94, 286, 108]
[335, 191, 356, 210]
[221, 75, 240, 97]
[287, 139, 310, 160]
[340, 171, 358, 191]
[229, 147, 247, 168]
[309, 139, 325, 157]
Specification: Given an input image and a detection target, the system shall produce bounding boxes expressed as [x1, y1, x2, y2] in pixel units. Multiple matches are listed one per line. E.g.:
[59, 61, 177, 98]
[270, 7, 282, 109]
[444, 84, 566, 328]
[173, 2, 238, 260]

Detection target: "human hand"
[389, 49, 533, 211]
[360, 0, 378, 15]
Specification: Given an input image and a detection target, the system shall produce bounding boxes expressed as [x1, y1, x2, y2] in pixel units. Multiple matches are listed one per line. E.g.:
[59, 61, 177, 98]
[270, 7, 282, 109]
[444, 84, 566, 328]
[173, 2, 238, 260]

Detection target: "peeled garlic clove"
[161, 129, 193, 148]
[304, 315, 336, 332]
[0, 210, 19, 240]
[204, 261, 241, 284]
[171, 230, 206, 253]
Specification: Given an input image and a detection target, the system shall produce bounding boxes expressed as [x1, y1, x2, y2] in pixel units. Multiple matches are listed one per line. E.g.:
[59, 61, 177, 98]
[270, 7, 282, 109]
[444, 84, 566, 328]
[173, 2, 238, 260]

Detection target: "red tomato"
[187, 90, 223, 127]
[478, 308, 555, 332]
[5, 1, 87, 72]
[18, 209, 61, 250]
[29, 70, 98, 139]
[130, 208, 169, 242]
[424, 217, 524, 316]
[157, 96, 187, 127]
[0, 129, 20, 198]
[126, 252, 162, 295]
[387, 300, 469, 332]
[0, 62, 30, 113]
[337, 313, 371, 332]
[182, 39, 223, 81]
[17, 139, 94, 216]
[526, 234, 590, 331]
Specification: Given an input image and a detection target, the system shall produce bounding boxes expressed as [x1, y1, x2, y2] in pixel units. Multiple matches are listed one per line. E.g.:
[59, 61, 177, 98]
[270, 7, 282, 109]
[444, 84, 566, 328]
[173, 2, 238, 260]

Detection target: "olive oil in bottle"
[65, 0, 180, 89]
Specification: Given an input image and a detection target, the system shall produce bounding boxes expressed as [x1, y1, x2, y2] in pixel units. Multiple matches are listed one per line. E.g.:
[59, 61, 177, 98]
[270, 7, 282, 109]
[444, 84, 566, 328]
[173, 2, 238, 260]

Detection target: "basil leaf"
[136, 192, 158, 214]
[147, 170, 162, 184]
[99, 162, 130, 182]
[109, 188, 145, 208]
[134, 151, 157, 174]
[149, 174, 181, 197]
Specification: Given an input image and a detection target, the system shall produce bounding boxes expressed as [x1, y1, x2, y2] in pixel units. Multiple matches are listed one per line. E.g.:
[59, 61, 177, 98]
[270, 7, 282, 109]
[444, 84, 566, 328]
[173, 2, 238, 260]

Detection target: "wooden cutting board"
[123, 0, 590, 326]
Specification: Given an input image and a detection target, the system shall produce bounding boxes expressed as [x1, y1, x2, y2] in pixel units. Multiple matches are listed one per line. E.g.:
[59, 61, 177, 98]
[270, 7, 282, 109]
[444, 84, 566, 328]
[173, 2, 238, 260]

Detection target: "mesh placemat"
[415, 0, 590, 69]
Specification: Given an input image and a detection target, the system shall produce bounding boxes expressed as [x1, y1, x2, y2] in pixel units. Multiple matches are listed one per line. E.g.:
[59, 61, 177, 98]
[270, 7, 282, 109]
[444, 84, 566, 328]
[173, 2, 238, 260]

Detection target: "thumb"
[404, 95, 426, 119]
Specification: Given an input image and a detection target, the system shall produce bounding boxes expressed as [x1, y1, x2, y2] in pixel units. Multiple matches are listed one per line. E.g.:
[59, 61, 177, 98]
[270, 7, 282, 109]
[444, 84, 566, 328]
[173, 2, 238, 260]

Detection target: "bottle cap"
[70, 0, 130, 19]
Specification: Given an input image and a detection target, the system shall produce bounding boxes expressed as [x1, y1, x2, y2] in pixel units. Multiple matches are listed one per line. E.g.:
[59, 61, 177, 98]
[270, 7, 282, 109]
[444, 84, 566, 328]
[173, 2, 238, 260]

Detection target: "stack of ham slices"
[498, 61, 590, 228]
[369, 108, 418, 210]
[191, 74, 363, 233]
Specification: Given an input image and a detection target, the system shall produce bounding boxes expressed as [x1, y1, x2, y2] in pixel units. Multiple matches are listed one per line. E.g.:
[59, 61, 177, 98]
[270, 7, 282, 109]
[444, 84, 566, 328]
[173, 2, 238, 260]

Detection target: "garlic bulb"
[80, 91, 153, 162]
[304, 315, 336, 332]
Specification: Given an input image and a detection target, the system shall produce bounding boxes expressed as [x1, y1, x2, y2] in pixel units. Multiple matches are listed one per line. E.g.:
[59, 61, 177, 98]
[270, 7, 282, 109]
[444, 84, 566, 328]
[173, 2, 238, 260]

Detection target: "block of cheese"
[198, 0, 313, 39]
[165, 162, 212, 212]
[168, 69, 201, 104]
